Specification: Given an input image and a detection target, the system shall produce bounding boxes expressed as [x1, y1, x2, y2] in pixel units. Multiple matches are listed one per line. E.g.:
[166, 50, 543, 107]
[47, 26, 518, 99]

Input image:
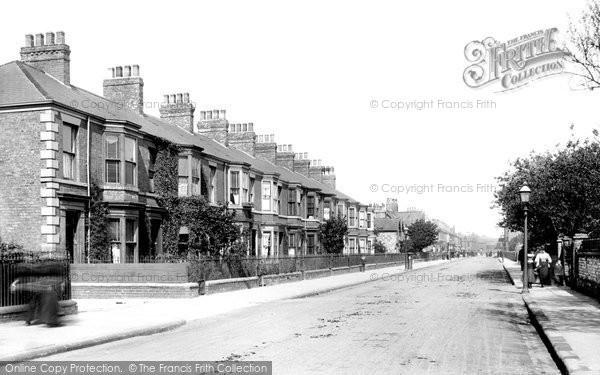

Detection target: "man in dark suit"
[518, 247, 524, 271]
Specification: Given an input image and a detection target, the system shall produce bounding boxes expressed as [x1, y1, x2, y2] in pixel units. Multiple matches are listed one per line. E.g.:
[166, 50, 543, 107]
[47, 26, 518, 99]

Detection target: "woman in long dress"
[526, 252, 536, 288]
[535, 248, 552, 287]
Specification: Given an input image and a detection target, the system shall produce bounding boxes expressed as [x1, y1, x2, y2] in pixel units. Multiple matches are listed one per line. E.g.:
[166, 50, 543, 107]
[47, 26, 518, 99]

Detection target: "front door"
[65, 211, 79, 263]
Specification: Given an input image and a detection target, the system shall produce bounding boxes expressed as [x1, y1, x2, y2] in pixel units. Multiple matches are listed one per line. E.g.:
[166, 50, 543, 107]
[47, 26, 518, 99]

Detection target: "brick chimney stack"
[159, 92, 196, 132]
[322, 166, 336, 189]
[255, 134, 277, 164]
[293, 152, 310, 177]
[228, 122, 256, 155]
[103, 65, 144, 114]
[309, 159, 324, 182]
[276, 144, 295, 170]
[196, 109, 229, 145]
[21, 31, 71, 85]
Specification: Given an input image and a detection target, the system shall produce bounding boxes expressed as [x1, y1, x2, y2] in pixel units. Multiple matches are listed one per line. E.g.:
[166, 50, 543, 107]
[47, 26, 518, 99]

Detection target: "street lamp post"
[519, 184, 531, 293]
[403, 225, 410, 270]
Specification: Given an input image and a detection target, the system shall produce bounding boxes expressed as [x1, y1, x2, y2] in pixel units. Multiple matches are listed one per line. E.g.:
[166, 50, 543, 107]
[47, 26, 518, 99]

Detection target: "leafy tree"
[508, 233, 524, 252]
[373, 239, 387, 254]
[406, 219, 439, 252]
[88, 181, 111, 261]
[494, 134, 600, 247]
[567, 1, 600, 90]
[319, 216, 348, 254]
[0, 237, 23, 256]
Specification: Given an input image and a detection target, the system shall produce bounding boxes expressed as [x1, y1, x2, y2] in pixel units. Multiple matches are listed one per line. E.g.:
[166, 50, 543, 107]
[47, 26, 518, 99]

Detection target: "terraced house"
[0, 32, 375, 262]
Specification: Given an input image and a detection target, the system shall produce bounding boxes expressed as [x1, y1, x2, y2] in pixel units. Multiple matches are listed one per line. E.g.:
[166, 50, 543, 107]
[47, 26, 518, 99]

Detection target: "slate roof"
[0, 60, 361, 203]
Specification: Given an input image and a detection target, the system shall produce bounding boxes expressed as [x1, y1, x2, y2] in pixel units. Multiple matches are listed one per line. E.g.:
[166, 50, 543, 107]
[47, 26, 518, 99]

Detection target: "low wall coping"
[71, 282, 198, 288]
[205, 276, 258, 286]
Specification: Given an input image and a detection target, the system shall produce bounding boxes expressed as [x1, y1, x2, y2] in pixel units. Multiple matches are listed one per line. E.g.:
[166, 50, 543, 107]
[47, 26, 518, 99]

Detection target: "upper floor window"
[62, 124, 77, 180]
[323, 207, 331, 221]
[191, 158, 201, 196]
[359, 211, 366, 228]
[105, 135, 120, 183]
[277, 187, 283, 214]
[337, 203, 345, 218]
[148, 148, 157, 193]
[230, 171, 240, 205]
[209, 166, 217, 203]
[242, 173, 249, 204]
[249, 177, 255, 205]
[262, 181, 272, 211]
[288, 189, 297, 216]
[367, 213, 373, 230]
[124, 137, 136, 186]
[348, 207, 357, 227]
[178, 157, 188, 197]
[307, 196, 315, 219]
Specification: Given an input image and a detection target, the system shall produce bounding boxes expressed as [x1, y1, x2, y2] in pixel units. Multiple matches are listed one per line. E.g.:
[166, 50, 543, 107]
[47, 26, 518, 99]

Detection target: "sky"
[1, 0, 598, 238]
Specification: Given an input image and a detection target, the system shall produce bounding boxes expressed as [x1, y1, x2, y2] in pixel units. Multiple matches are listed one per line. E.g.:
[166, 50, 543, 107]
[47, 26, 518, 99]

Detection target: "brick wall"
[0, 110, 43, 249]
[577, 253, 600, 296]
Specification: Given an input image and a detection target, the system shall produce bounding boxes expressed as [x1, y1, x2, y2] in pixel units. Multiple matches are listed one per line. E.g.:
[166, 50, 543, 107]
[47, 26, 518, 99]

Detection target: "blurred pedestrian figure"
[518, 247, 524, 271]
[535, 247, 552, 287]
[11, 256, 64, 326]
[554, 260, 565, 286]
[526, 251, 536, 289]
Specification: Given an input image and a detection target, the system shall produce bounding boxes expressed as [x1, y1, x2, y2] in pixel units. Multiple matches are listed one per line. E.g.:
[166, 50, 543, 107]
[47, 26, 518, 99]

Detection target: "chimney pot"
[115, 66, 123, 77]
[248, 122, 254, 132]
[56, 31, 65, 44]
[242, 123, 248, 132]
[176, 93, 183, 103]
[132, 65, 139, 76]
[35, 33, 44, 47]
[45, 32, 55, 45]
[303, 152, 308, 159]
[288, 144, 292, 151]
[270, 134, 275, 143]
[124, 66, 131, 77]
[278, 145, 282, 152]
[169, 94, 176, 104]
[108, 67, 115, 78]
[212, 109, 218, 119]
[199, 111, 206, 120]
[163, 95, 170, 104]
[183, 93, 190, 103]
[206, 111, 213, 120]
[219, 109, 226, 120]
[25, 34, 34, 47]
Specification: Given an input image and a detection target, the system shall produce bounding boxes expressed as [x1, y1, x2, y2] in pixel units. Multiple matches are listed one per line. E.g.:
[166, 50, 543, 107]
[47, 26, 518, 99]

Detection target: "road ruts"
[42, 257, 560, 375]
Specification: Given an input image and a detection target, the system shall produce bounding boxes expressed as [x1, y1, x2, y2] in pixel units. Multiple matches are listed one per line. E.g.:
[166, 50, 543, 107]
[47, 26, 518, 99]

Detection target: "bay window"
[359, 211, 366, 228]
[125, 219, 137, 262]
[105, 134, 137, 186]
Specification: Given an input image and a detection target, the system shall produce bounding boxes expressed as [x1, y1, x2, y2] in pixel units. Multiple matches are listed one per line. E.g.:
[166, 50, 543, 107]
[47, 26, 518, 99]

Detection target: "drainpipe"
[86, 116, 91, 264]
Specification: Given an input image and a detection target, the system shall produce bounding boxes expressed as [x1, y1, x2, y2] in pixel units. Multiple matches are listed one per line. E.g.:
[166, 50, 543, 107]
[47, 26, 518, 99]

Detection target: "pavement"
[0, 258, 452, 362]
[503, 259, 600, 375]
